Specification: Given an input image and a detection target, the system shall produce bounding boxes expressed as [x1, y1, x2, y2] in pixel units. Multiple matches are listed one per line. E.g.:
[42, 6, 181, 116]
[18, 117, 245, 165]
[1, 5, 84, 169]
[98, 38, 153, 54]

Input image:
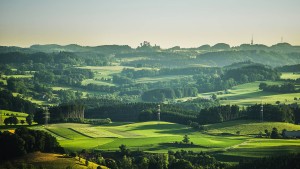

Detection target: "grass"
[215, 139, 300, 162]
[2, 74, 33, 78]
[1, 152, 107, 169]
[281, 72, 300, 80]
[205, 120, 300, 135]
[27, 122, 246, 155]
[197, 81, 300, 106]
[30, 122, 246, 153]
[3, 121, 300, 162]
[136, 75, 192, 84]
[0, 110, 33, 126]
[81, 79, 115, 86]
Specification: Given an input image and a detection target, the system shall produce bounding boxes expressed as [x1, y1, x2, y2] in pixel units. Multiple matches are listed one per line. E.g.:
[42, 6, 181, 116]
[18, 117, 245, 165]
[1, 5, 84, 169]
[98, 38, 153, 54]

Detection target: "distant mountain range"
[0, 42, 299, 67]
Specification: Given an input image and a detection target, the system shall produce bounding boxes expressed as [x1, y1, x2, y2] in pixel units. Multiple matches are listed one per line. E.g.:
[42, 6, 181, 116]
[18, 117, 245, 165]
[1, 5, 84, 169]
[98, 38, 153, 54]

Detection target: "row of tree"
[259, 82, 298, 93]
[141, 87, 198, 102]
[77, 146, 227, 169]
[0, 127, 64, 160]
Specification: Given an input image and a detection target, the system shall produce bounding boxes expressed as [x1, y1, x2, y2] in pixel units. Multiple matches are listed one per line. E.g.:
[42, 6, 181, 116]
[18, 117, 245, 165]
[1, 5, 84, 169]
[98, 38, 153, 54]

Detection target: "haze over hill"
[1, 1, 300, 169]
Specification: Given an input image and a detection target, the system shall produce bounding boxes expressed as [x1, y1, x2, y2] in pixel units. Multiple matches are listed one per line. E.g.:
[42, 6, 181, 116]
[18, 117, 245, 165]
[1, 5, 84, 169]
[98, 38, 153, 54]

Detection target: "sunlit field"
[27, 121, 300, 162]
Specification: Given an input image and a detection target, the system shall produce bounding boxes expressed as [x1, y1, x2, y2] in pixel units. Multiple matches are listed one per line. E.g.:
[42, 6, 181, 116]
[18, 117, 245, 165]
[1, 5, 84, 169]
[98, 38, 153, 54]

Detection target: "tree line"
[141, 87, 198, 102]
[0, 127, 64, 160]
[259, 82, 299, 93]
[76, 146, 228, 169]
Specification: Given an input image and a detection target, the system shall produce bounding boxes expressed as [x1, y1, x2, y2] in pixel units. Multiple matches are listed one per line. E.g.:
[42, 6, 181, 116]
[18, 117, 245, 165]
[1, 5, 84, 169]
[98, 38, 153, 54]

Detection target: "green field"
[281, 72, 300, 80]
[2, 74, 33, 78]
[28, 121, 300, 162]
[0, 110, 31, 126]
[205, 120, 300, 135]
[136, 75, 192, 84]
[0, 152, 107, 169]
[197, 81, 300, 106]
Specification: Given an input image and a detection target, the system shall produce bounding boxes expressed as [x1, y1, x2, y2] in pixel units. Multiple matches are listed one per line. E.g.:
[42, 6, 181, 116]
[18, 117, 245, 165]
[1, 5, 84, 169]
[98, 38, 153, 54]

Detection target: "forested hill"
[196, 50, 300, 67]
[1, 42, 300, 67]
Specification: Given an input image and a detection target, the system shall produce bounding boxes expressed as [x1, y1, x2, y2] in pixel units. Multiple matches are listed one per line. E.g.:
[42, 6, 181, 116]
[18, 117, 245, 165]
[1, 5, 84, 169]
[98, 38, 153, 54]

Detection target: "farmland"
[197, 81, 300, 106]
[0, 110, 31, 127]
[28, 121, 300, 162]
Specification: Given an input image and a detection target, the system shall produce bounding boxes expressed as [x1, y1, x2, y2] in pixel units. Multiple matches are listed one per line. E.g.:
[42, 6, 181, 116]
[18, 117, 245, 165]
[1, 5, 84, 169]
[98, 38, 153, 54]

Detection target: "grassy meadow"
[197, 81, 300, 106]
[281, 72, 300, 80]
[0, 152, 106, 169]
[0, 110, 31, 127]
[27, 121, 300, 162]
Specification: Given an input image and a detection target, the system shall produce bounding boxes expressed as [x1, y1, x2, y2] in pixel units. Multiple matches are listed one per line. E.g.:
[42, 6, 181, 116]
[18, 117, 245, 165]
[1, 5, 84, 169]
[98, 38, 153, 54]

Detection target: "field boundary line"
[44, 128, 72, 140]
[68, 128, 94, 138]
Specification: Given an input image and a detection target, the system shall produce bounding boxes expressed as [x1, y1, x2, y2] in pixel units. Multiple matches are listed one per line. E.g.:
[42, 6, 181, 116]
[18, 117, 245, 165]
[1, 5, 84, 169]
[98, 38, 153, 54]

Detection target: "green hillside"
[27, 121, 300, 162]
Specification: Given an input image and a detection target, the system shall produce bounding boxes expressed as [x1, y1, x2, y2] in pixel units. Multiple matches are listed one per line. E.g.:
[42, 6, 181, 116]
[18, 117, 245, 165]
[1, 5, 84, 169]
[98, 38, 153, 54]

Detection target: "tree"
[259, 82, 267, 90]
[211, 94, 217, 100]
[282, 129, 287, 138]
[169, 159, 193, 169]
[120, 155, 132, 169]
[20, 120, 25, 125]
[4, 118, 10, 125]
[119, 144, 130, 156]
[265, 129, 270, 137]
[11, 116, 19, 125]
[26, 114, 33, 125]
[271, 127, 280, 139]
[182, 135, 190, 144]
[105, 159, 119, 169]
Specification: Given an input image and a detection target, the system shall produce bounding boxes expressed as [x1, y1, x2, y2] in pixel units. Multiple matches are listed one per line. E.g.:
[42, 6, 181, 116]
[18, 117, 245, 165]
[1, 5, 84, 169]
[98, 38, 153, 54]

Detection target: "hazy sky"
[1, 0, 300, 48]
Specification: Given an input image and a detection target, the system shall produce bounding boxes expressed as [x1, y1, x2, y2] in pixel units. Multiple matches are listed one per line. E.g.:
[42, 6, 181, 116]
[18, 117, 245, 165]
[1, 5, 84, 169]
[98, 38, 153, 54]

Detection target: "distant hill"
[196, 50, 300, 67]
[276, 63, 300, 72]
[1, 43, 300, 67]
[30, 44, 133, 54]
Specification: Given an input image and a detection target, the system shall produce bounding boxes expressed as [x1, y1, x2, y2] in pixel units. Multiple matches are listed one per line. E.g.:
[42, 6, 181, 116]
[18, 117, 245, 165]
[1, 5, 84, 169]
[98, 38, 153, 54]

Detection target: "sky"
[0, 0, 300, 48]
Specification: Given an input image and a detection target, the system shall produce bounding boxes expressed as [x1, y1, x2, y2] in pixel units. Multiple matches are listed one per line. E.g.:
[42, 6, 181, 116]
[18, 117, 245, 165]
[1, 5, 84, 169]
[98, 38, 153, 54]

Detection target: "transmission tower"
[260, 101, 264, 122]
[44, 106, 50, 127]
[0, 109, 2, 125]
[157, 105, 161, 122]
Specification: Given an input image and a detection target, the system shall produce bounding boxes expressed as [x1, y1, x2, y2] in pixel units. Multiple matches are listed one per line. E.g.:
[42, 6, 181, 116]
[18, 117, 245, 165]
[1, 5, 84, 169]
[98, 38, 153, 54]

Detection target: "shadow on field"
[147, 143, 209, 151]
[212, 144, 300, 162]
[103, 122, 134, 127]
[205, 120, 254, 130]
[225, 91, 274, 100]
[126, 123, 194, 135]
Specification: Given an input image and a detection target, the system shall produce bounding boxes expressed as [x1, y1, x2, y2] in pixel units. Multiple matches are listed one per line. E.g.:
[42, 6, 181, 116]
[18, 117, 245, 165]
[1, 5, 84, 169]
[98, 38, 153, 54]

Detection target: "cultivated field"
[30, 121, 300, 162]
